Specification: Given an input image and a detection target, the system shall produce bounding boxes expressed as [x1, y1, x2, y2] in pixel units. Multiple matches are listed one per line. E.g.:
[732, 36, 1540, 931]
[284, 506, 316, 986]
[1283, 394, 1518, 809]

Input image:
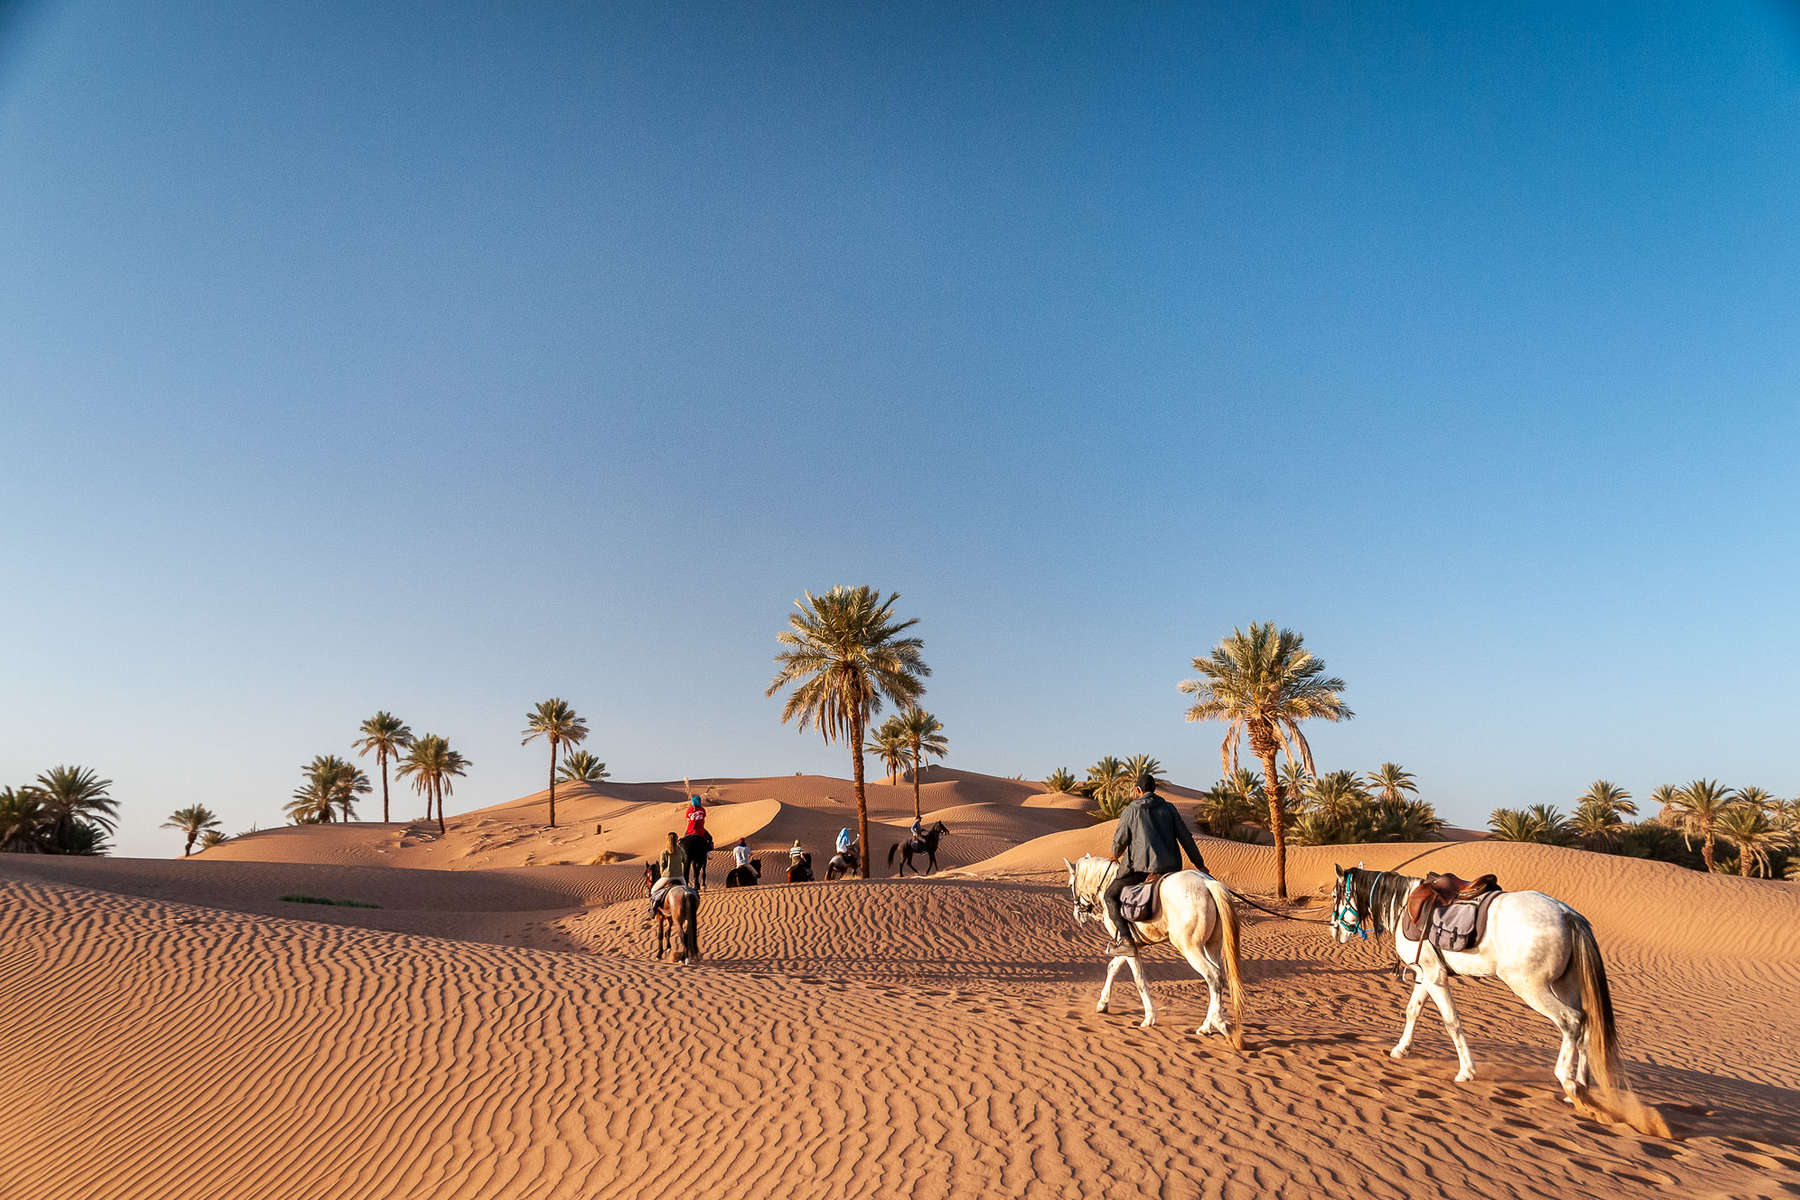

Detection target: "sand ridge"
[2, 769, 1797, 1199]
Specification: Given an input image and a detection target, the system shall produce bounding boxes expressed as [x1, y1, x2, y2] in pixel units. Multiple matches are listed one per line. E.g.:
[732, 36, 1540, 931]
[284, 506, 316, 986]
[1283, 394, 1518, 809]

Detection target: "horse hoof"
[1139, 1017, 1155, 1029]
[1455, 1070, 1476, 1083]
[1096, 1003, 1108, 1013]
[1389, 1047, 1408, 1060]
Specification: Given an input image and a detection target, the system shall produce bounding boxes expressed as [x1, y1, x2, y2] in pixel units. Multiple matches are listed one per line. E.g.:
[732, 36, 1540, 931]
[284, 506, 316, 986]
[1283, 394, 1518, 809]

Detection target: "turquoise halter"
[1334, 870, 1386, 940]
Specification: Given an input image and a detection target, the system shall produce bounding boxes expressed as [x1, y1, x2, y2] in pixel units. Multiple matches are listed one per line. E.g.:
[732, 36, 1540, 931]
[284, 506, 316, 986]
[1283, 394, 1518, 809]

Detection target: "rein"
[1333, 870, 1387, 940]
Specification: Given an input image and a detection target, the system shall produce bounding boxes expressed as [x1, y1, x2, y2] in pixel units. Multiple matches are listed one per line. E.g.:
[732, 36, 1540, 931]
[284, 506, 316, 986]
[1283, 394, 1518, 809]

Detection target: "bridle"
[1333, 869, 1386, 941]
[1069, 858, 1120, 927]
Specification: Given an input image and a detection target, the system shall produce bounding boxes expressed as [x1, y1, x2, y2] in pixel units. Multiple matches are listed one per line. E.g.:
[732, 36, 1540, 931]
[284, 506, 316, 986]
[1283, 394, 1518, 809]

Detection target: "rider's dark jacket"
[1112, 793, 1206, 875]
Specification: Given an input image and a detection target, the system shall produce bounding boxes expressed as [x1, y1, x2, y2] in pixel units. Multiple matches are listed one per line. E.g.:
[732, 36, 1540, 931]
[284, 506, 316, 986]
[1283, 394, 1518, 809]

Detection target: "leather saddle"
[1119, 873, 1166, 922]
[1401, 872, 1501, 954]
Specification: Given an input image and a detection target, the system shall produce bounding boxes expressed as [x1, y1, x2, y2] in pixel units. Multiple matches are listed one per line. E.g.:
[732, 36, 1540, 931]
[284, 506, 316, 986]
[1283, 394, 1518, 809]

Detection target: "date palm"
[522, 698, 588, 829]
[556, 750, 610, 784]
[0, 786, 49, 852]
[1526, 803, 1573, 846]
[1575, 780, 1636, 822]
[1194, 782, 1248, 838]
[767, 586, 928, 878]
[1306, 770, 1369, 825]
[1571, 800, 1625, 848]
[352, 712, 414, 823]
[1086, 756, 1133, 818]
[1122, 755, 1164, 788]
[872, 716, 911, 787]
[896, 708, 949, 821]
[199, 829, 228, 851]
[163, 804, 221, 856]
[399, 734, 470, 835]
[1365, 763, 1418, 805]
[1717, 805, 1783, 877]
[34, 765, 118, 847]
[1663, 779, 1741, 871]
[1648, 784, 1681, 825]
[287, 755, 369, 825]
[1042, 768, 1079, 795]
[1180, 623, 1352, 898]
[1488, 808, 1541, 842]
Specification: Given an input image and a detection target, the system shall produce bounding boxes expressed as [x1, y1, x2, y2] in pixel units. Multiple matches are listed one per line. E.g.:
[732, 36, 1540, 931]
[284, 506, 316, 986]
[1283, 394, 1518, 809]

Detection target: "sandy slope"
[2, 769, 1798, 1200]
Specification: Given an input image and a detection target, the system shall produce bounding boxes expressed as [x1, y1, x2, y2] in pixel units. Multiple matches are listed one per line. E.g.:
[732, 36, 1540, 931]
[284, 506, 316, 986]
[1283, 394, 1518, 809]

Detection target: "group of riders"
[647, 793, 933, 916]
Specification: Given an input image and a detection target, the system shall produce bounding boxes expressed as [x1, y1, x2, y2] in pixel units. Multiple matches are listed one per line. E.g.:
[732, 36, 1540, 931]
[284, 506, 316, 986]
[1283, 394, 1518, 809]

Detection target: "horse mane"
[1358, 868, 1419, 935]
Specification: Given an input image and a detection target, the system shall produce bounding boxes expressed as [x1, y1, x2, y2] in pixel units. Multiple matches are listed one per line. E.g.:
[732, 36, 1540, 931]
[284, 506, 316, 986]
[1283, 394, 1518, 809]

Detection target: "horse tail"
[887, 843, 897, 866]
[1202, 877, 1247, 1052]
[1568, 913, 1670, 1137]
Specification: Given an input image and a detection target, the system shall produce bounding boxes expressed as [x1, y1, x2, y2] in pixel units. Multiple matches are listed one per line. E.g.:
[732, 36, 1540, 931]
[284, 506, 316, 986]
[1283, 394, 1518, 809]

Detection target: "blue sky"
[3, 1, 1797, 856]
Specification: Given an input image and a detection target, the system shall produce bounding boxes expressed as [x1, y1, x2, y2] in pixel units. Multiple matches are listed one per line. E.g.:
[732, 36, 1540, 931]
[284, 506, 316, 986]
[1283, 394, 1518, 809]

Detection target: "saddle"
[1118, 873, 1165, 923]
[1401, 872, 1501, 953]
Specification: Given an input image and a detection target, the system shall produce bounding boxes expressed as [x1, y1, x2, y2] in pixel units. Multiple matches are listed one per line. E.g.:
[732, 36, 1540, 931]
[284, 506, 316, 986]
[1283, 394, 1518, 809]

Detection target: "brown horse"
[643, 862, 701, 964]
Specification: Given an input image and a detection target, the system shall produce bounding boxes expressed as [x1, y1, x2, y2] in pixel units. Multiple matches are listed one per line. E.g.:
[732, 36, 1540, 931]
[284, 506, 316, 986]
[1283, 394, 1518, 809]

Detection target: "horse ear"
[1333, 863, 1342, 878]
[1063, 857, 1073, 873]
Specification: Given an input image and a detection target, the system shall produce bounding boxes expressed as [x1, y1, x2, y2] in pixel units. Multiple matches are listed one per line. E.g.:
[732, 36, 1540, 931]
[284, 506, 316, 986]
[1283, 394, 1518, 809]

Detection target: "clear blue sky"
[4, 1, 1797, 856]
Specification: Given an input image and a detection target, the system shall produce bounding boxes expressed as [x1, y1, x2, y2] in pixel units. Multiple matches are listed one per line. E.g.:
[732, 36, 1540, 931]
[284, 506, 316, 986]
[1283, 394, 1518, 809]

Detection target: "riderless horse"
[888, 821, 949, 876]
[1330, 864, 1669, 1135]
[1066, 855, 1245, 1049]
[644, 861, 701, 964]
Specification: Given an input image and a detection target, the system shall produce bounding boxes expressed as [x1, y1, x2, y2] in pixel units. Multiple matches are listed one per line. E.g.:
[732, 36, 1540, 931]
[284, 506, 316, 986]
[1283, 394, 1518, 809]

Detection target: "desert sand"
[2, 768, 1797, 1199]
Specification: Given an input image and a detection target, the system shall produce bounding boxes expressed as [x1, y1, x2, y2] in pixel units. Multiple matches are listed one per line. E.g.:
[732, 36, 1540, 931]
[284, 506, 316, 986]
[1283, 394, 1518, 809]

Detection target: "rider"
[835, 826, 856, 860]
[908, 815, 926, 847]
[789, 839, 805, 865]
[733, 837, 752, 870]
[1104, 772, 1208, 956]
[684, 795, 707, 838]
[650, 831, 686, 917]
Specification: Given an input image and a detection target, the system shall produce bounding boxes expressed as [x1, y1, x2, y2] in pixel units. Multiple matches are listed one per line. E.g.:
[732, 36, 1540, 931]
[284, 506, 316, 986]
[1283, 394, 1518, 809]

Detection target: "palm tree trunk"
[547, 740, 558, 829]
[184, 832, 195, 857]
[911, 740, 922, 822]
[1703, 830, 1715, 872]
[381, 754, 390, 823]
[1261, 750, 1288, 899]
[436, 778, 446, 835]
[852, 711, 870, 879]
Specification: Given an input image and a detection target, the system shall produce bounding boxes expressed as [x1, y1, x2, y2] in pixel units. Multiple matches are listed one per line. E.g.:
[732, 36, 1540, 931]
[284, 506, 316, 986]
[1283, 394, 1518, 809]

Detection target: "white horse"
[1065, 855, 1245, 1049]
[1331, 865, 1670, 1136]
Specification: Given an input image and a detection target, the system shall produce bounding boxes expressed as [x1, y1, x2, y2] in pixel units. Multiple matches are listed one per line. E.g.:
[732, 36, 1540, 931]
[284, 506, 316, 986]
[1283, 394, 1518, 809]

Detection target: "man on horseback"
[1105, 772, 1208, 956]
[836, 826, 855, 858]
[733, 837, 752, 871]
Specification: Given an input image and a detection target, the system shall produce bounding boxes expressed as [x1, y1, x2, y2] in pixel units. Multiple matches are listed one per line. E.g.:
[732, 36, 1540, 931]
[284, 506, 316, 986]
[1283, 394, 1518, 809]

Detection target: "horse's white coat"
[1067, 855, 1239, 1041]
[1333, 867, 1597, 1094]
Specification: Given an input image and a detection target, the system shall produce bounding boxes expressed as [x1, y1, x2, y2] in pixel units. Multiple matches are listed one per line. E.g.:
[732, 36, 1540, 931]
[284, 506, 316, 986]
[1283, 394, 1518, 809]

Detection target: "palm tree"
[1664, 779, 1741, 872]
[1180, 623, 1352, 898]
[199, 829, 228, 851]
[286, 756, 369, 825]
[1718, 805, 1783, 877]
[1226, 767, 1267, 813]
[1085, 756, 1134, 818]
[352, 712, 415, 823]
[284, 782, 337, 825]
[872, 717, 910, 786]
[1194, 782, 1248, 838]
[1365, 763, 1418, 805]
[1571, 801, 1625, 848]
[1042, 768, 1078, 795]
[766, 586, 928, 878]
[1526, 803, 1573, 846]
[896, 708, 949, 821]
[1488, 808, 1542, 842]
[522, 698, 589, 829]
[162, 804, 221, 856]
[0, 786, 49, 852]
[34, 765, 118, 850]
[398, 734, 471, 835]
[1122, 754, 1164, 789]
[1576, 780, 1636, 822]
[1648, 784, 1681, 825]
[556, 750, 610, 784]
[1389, 798, 1445, 841]
[1306, 770, 1369, 825]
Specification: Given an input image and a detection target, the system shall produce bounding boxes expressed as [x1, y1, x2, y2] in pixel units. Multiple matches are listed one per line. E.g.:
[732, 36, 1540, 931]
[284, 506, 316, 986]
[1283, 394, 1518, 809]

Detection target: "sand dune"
[3, 771, 1797, 1199]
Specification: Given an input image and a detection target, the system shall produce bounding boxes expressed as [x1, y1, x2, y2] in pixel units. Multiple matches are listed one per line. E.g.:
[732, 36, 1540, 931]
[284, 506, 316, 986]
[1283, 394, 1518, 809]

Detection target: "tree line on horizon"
[1489, 780, 1798, 879]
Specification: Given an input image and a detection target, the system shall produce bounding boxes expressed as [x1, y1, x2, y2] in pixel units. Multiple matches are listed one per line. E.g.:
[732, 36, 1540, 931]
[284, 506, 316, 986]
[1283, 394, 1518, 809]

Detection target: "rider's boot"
[1104, 932, 1138, 957]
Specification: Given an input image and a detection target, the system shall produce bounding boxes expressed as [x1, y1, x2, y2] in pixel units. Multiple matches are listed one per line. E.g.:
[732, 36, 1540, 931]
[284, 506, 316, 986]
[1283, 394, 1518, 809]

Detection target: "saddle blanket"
[1119, 874, 1164, 922]
[1400, 888, 1501, 952]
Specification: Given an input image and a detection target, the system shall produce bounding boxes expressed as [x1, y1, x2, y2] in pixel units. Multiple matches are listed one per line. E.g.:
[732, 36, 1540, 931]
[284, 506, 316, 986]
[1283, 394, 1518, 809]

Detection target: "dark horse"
[726, 859, 761, 888]
[787, 852, 813, 883]
[888, 821, 949, 876]
[644, 862, 701, 964]
[680, 832, 714, 890]
[826, 848, 859, 880]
